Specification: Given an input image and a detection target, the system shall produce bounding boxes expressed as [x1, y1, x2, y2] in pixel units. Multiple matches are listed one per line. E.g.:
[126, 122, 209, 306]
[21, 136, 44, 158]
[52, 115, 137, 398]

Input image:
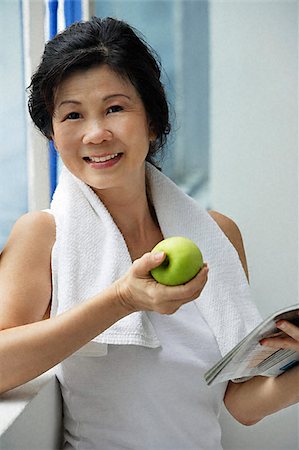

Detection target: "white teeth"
[89, 153, 119, 163]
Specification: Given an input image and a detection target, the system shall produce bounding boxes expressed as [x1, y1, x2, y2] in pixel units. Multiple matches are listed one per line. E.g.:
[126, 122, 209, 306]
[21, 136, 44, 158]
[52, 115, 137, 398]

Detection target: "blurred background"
[0, 1, 298, 449]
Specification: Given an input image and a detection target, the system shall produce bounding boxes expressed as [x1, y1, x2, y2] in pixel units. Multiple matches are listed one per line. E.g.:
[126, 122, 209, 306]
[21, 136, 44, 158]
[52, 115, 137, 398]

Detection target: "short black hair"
[28, 16, 171, 164]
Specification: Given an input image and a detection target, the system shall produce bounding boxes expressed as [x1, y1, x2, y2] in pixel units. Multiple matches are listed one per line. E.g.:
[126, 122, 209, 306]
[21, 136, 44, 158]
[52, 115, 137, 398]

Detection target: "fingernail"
[153, 252, 164, 261]
[202, 264, 209, 273]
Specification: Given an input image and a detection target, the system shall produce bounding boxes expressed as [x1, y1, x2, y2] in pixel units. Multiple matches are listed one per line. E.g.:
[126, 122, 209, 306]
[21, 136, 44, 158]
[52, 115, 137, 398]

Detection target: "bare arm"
[226, 313, 299, 425]
[0, 212, 208, 394]
[209, 210, 299, 425]
[224, 366, 299, 426]
[0, 212, 54, 329]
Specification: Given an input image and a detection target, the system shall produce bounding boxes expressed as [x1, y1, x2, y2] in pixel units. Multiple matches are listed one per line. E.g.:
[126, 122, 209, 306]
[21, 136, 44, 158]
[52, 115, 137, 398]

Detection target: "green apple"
[150, 236, 203, 286]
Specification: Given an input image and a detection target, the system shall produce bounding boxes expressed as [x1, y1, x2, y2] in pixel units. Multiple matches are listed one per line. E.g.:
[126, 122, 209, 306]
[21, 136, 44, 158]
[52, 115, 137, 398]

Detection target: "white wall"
[210, 0, 298, 317]
[209, 1, 298, 449]
[22, 0, 50, 211]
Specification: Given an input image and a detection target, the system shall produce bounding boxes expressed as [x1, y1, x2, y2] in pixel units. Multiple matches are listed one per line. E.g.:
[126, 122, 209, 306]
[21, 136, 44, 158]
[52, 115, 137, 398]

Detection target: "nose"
[82, 121, 113, 145]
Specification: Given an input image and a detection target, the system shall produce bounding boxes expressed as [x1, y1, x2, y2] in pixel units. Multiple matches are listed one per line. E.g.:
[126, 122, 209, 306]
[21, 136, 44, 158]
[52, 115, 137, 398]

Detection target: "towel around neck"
[50, 162, 261, 355]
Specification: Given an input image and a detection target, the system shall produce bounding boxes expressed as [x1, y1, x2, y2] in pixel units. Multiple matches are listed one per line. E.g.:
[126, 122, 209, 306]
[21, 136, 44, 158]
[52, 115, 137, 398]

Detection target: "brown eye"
[107, 105, 123, 114]
[66, 112, 80, 120]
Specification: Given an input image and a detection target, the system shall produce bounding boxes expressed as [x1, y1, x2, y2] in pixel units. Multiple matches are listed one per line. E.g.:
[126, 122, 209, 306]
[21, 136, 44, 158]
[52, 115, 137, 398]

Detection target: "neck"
[95, 176, 157, 241]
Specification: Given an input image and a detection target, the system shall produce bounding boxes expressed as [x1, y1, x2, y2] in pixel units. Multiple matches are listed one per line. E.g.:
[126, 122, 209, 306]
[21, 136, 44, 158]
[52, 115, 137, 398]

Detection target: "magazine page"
[205, 304, 299, 386]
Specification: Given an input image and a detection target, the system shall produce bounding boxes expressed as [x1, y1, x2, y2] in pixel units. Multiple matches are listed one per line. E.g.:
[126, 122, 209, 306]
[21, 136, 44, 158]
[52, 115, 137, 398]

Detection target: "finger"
[162, 264, 209, 301]
[157, 269, 209, 314]
[132, 251, 166, 278]
[276, 320, 299, 342]
[260, 320, 299, 351]
[260, 335, 299, 351]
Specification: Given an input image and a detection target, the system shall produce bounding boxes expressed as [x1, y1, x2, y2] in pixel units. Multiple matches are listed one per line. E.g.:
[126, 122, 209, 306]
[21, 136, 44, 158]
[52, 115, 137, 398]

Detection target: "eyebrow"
[57, 94, 131, 109]
[57, 100, 81, 108]
[103, 94, 131, 101]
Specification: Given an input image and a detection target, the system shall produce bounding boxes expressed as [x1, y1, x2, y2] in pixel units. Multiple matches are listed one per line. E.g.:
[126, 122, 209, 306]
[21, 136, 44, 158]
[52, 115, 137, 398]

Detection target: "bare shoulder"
[208, 210, 249, 279]
[0, 211, 56, 329]
[7, 210, 55, 241]
[1, 210, 56, 263]
[208, 210, 243, 249]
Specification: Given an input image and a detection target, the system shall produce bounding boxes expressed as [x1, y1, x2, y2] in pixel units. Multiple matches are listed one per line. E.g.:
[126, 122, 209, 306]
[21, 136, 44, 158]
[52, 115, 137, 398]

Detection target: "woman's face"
[52, 64, 155, 195]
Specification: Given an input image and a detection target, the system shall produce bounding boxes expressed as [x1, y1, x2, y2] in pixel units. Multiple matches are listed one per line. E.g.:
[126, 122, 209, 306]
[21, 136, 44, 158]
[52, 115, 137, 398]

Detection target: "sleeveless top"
[55, 303, 227, 450]
[46, 164, 262, 449]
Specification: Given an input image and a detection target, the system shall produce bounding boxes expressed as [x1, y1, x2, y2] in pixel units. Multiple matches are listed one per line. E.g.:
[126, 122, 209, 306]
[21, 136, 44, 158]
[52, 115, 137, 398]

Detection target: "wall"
[22, 0, 50, 212]
[210, 0, 298, 317]
[0, 0, 28, 249]
[209, 1, 298, 449]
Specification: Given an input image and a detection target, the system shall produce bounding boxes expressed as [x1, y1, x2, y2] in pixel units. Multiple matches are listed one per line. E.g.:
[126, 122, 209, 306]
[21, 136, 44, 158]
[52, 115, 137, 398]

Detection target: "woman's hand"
[260, 320, 299, 352]
[114, 251, 209, 315]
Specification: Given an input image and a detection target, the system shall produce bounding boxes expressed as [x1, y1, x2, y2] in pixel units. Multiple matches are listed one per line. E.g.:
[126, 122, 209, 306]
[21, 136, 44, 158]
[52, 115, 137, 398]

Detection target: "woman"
[0, 17, 298, 450]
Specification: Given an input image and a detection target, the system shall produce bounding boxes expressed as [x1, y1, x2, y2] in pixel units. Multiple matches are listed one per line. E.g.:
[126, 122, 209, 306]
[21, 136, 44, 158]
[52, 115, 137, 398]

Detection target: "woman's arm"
[0, 212, 208, 394]
[0, 212, 55, 330]
[209, 210, 299, 425]
[224, 365, 299, 425]
[226, 310, 299, 425]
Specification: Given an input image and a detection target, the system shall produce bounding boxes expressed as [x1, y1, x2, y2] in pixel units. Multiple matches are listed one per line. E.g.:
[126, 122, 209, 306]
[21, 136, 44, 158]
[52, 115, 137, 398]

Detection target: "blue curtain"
[64, 0, 82, 27]
[48, 0, 82, 199]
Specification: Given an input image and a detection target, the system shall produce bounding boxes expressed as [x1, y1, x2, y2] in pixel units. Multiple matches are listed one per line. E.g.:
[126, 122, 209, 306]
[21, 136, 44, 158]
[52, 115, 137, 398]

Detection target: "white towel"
[50, 162, 261, 355]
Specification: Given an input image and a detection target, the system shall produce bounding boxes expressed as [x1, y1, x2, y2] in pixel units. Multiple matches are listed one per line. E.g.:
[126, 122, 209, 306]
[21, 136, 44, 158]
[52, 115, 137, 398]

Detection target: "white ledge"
[0, 368, 62, 449]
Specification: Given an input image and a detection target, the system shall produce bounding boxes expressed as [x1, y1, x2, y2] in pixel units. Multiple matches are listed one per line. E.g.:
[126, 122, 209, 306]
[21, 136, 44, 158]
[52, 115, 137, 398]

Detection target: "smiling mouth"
[83, 153, 122, 163]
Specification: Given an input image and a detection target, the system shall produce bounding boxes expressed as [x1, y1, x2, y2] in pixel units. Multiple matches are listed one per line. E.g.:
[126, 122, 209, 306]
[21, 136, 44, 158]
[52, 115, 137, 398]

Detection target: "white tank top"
[55, 300, 227, 450]
[44, 160, 262, 449]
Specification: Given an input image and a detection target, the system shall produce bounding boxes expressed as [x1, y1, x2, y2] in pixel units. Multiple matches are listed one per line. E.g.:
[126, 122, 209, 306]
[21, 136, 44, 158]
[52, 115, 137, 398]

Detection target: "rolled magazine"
[204, 304, 299, 386]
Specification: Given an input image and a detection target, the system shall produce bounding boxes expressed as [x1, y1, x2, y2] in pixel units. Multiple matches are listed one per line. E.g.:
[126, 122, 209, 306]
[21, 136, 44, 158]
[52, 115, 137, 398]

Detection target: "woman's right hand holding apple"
[114, 251, 209, 316]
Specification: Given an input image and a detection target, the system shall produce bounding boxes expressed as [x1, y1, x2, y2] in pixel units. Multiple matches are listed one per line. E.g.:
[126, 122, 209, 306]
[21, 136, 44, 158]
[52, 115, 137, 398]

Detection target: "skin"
[1, 65, 299, 426]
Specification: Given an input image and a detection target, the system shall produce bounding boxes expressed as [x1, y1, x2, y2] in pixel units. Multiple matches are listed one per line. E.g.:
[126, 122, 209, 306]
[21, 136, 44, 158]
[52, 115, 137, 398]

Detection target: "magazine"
[204, 304, 299, 386]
